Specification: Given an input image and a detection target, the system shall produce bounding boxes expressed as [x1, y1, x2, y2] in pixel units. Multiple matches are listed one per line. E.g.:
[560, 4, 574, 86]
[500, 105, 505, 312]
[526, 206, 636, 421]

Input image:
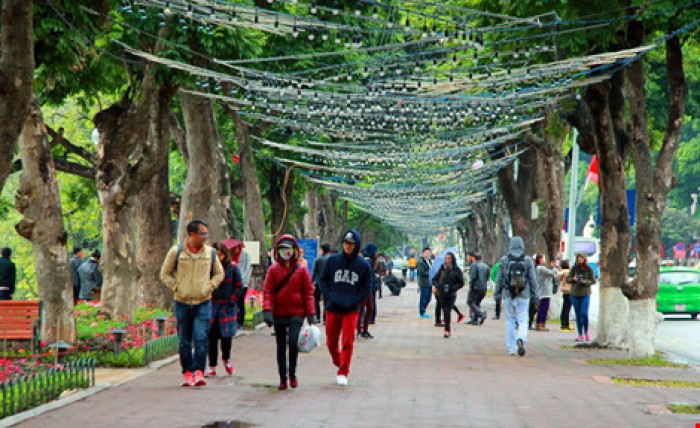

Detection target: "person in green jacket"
[490, 262, 500, 319]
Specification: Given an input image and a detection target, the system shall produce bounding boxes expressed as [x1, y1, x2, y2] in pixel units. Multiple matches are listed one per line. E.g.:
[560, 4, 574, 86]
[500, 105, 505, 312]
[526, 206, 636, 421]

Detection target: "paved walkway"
[8, 283, 700, 428]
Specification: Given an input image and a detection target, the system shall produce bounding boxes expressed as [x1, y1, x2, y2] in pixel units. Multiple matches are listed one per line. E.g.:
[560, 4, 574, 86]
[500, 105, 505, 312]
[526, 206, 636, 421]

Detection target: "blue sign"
[596, 189, 636, 226]
[676, 242, 686, 251]
[694, 244, 700, 253]
[296, 239, 318, 273]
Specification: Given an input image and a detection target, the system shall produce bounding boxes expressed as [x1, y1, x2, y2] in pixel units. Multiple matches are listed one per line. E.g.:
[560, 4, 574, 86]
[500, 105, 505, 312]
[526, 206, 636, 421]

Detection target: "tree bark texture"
[137, 84, 176, 308]
[496, 148, 546, 255]
[178, 91, 229, 242]
[267, 163, 295, 242]
[538, 131, 567, 264]
[319, 189, 342, 247]
[625, 31, 686, 357]
[94, 75, 172, 321]
[467, 194, 508, 266]
[14, 98, 76, 344]
[583, 81, 631, 348]
[0, 0, 34, 194]
[303, 186, 320, 239]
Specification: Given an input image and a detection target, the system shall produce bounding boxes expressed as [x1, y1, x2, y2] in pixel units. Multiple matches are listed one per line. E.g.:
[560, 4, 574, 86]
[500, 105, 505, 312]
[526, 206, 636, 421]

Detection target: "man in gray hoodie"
[494, 237, 539, 356]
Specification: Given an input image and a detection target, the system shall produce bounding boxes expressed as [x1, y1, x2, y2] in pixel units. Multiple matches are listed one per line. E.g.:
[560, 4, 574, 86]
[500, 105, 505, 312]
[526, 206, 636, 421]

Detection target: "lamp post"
[111, 329, 126, 355]
[155, 315, 167, 337]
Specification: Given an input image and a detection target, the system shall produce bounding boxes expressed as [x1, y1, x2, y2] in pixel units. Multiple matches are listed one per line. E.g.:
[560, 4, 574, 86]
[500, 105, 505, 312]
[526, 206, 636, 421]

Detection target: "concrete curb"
[1, 355, 179, 428]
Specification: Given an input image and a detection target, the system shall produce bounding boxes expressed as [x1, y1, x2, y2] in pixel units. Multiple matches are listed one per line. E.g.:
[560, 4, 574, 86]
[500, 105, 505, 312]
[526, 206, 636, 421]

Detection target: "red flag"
[586, 155, 599, 185]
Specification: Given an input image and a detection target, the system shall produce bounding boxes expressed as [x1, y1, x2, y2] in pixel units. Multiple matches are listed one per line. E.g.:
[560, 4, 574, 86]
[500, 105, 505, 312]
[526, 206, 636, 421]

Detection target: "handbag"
[298, 325, 321, 353]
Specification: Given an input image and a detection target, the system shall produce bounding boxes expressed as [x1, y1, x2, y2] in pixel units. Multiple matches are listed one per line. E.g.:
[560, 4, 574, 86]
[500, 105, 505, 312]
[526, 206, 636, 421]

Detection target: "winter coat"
[417, 257, 432, 288]
[311, 253, 329, 286]
[433, 253, 464, 297]
[160, 243, 225, 305]
[69, 255, 83, 289]
[210, 261, 242, 337]
[558, 269, 571, 294]
[566, 253, 596, 297]
[263, 234, 315, 319]
[0, 257, 16, 295]
[494, 237, 539, 301]
[78, 259, 103, 300]
[536, 265, 558, 299]
[469, 261, 489, 292]
[318, 229, 373, 313]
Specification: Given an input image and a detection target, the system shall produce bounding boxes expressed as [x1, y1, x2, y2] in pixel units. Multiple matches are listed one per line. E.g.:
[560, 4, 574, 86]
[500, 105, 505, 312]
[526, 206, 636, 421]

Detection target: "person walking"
[230, 241, 251, 329]
[78, 250, 103, 302]
[319, 229, 372, 386]
[311, 243, 331, 324]
[566, 253, 596, 342]
[466, 252, 489, 325]
[262, 234, 316, 390]
[160, 219, 224, 387]
[206, 242, 243, 378]
[0, 248, 16, 301]
[490, 262, 501, 319]
[408, 255, 417, 282]
[557, 260, 573, 331]
[358, 243, 379, 339]
[432, 252, 464, 338]
[417, 247, 433, 318]
[494, 237, 539, 356]
[69, 246, 84, 304]
[534, 254, 558, 332]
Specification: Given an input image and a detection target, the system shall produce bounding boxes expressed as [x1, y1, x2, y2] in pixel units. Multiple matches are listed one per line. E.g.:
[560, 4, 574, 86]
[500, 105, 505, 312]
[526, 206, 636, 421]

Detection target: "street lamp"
[155, 315, 167, 337]
[111, 329, 126, 355]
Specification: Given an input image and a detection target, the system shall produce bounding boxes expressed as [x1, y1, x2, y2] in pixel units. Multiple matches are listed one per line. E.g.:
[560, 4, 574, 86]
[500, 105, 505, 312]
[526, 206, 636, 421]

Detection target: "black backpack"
[505, 254, 527, 297]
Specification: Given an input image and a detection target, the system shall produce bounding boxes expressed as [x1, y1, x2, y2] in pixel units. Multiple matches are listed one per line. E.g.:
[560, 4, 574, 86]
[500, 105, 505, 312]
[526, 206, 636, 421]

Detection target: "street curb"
[0, 355, 179, 428]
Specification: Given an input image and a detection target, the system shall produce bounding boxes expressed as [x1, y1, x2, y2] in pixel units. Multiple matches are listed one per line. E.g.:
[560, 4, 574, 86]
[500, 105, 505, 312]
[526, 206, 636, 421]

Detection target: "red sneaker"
[278, 381, 288, 390]
[181, 371, 193, 387]
[457, 314, 465, 323]
[290, 375, 298, 388]
[205, 367, 216, 377]
[193, 370, 207, 386]
[223, 360, 234, 376]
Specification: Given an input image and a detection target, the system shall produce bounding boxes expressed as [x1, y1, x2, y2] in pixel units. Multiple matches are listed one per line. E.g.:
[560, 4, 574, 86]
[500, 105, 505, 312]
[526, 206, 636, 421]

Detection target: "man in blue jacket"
[319, 229, 372, 386]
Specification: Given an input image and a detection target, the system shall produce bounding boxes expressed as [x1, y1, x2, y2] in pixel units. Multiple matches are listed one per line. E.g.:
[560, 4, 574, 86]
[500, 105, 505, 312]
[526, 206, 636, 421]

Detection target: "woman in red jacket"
[262, 234, 316, 390]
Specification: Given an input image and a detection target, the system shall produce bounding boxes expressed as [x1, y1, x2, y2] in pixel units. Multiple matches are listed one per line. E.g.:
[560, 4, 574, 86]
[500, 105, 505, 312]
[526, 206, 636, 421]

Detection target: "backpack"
[174, 244, 217, 279]
[505, 255, 527, 297]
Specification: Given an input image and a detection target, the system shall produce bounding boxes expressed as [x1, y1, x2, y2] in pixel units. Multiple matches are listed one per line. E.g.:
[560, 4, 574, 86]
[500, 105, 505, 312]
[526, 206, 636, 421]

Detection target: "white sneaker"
[336, 375, 348, 386]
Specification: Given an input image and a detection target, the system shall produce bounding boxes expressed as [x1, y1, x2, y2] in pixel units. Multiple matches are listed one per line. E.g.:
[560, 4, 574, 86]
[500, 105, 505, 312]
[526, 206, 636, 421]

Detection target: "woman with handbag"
[262, 234, 316, 390]
[557, 260, 573, 331]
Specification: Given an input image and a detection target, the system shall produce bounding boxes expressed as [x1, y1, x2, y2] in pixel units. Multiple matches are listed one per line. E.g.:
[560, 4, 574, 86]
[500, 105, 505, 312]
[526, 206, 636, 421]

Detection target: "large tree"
[0, 0, 34, 194]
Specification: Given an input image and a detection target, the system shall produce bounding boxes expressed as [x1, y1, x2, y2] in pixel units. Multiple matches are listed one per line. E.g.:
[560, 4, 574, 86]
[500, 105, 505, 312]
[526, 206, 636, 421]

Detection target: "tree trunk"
[625, 30, 686, 357]
[319, 189, 342, 247]
[539, 136, 567, 264]
[178, 91, 229, 242]
[14, 98, 76, 344]
[303, 187, 320, 239]
[496, 148, 546, 254]
[583, 81, 631, 348]
[94, 76, 172, 321]
[267, 163, 295, 242]
[0, 0, 34, 194]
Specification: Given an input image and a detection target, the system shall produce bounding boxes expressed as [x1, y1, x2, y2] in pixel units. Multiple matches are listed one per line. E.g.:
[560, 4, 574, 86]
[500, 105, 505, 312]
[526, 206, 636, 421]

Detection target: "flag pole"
[566, 129, 579, 263]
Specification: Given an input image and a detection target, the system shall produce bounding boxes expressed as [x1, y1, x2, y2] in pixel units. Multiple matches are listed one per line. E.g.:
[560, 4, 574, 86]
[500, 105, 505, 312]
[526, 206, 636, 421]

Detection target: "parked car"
[656, 266, 700, 319]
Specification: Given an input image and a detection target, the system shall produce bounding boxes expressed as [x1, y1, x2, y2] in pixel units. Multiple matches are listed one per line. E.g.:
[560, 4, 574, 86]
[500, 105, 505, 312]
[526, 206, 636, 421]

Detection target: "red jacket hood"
[273, 233, 300, 264]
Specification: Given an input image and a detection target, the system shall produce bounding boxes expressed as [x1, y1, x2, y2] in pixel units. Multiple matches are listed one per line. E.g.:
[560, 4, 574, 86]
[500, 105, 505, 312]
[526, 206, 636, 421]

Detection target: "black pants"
[440, 294, 457, 332]
[237, 286, 248, 328]
[0, 291, 11, 300]
[273, 318, 303, 381]
[528, 298, 539, 328]
[494, 298, 501, 318]
[208, 318, 232, 366]
[435, 294, 463, 323]
[314, 285, 325, 322]
[467, 289, 486, 320]
[561, 294, 572, 328]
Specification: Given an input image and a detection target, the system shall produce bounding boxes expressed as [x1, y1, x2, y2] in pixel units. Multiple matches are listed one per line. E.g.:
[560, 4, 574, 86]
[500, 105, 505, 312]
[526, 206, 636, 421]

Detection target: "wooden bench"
[0, 300, 42, 352]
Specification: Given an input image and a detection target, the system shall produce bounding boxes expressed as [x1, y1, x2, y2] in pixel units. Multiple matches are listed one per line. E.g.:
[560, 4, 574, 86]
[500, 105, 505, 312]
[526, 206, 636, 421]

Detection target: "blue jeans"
[504, 296, 529, 353]
[570, 295, 590, 336]
[418, 287, 432, 315]
[175, 300, 212, 374]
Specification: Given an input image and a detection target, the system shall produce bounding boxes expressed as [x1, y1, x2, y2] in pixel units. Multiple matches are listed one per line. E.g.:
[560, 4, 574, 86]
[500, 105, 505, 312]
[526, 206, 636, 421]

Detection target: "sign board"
[297, 239, 318, 272]
[674, 242, 686, 260]
[243, 241, 261, 265]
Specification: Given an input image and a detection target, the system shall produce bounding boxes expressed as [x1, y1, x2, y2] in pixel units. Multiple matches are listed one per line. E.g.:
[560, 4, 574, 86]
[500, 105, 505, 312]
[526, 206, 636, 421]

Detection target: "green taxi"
[657, 267, 700, 319]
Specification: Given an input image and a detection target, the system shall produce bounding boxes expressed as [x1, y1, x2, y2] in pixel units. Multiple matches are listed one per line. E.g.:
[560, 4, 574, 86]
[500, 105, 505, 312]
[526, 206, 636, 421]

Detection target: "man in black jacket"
[467, 252, 489, 325]
[0, 248, 17, 300]
[311, 243, 331, 323]
[319, 229, 372, 386]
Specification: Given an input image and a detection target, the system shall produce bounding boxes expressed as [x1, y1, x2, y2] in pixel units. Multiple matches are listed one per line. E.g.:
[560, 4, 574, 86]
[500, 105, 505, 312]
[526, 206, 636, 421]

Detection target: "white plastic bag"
[298, 325, 321, 353]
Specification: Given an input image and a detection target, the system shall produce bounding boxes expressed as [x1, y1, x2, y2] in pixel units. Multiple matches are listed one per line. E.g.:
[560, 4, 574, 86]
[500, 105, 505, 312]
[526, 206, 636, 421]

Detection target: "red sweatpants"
[325, 311, 359, 376]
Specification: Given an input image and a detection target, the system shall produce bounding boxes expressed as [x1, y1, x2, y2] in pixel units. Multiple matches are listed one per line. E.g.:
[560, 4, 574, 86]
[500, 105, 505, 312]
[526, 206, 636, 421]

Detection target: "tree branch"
[46, 125, 95, 164]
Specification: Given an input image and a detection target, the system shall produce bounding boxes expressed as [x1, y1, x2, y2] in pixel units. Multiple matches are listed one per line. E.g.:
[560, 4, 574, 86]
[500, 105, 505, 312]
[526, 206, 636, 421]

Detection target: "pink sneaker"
[205, 367, 216, 377]
[181, 371, 193, 387]
[585, 333, 591, 342]
[224, 360, 234, 375]
[193, 370, 207, 386]
[575, 335, 584, 342]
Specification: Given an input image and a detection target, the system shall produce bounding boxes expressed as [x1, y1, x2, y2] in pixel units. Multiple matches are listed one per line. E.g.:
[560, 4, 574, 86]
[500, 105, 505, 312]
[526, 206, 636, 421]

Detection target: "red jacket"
[262, 234, 315, 319]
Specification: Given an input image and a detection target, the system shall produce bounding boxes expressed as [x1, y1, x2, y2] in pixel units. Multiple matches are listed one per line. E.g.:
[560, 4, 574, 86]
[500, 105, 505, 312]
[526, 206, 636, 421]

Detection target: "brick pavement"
[9, 282, 700, 428]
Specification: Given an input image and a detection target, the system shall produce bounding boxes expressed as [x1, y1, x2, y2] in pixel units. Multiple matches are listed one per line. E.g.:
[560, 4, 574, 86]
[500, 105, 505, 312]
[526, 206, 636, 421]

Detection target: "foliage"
[587, 353, 688, 367]
[666, 404, 700, 414]
[660, 207, 700, 254]
[611, 377, 700, 388]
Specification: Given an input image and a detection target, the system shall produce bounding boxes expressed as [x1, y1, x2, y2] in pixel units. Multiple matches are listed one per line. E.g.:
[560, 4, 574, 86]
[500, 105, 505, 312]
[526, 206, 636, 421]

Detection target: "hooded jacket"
[469, 260, 490, 292]
[262, 234, 315, 319]
[319, 229, 373, 313]
[494, 237, 539, 301]
[566, 252, 596, 297]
